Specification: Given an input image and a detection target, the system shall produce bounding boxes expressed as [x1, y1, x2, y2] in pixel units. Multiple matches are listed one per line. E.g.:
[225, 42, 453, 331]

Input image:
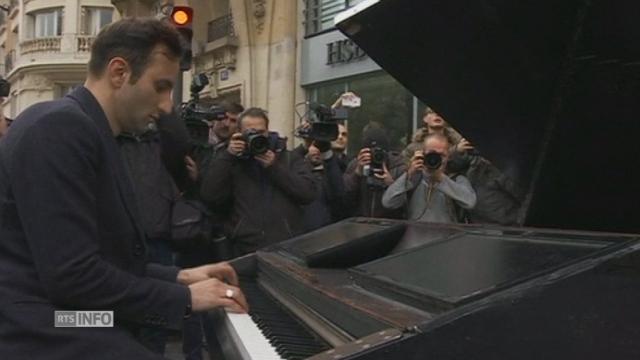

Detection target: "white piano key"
[225, 311, 283, 360]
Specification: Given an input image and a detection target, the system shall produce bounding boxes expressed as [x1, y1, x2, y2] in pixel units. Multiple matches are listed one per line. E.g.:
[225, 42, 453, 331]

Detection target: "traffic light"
[169, 6, 193, 71]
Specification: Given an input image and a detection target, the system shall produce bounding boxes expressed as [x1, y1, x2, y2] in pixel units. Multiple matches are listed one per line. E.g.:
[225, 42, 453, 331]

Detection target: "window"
[308, 72, 416, 155]
[305, 0, 365, 36]
[82, 7, 113, 35]
[33, 8, 62, 38]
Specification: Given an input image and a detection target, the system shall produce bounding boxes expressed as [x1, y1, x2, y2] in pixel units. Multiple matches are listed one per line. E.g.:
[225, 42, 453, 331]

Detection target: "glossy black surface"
[354, 226, 615, 304]
[336, 0, 640, 233]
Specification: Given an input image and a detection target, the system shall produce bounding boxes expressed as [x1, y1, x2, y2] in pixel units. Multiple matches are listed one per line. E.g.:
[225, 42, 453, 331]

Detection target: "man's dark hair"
[220, 101, 245, 115]
[239, 107, 269, 127]
[88, 18, 182, 83]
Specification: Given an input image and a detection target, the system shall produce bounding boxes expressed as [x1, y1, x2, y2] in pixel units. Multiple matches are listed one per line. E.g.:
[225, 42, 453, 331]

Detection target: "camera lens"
[424, 152, 443, 170]
[249, 134, 270, 155]
[371, 149, 385, 163]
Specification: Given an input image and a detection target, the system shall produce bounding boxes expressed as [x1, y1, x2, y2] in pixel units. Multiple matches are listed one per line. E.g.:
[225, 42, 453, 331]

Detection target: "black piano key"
[239, 277, 331, 360]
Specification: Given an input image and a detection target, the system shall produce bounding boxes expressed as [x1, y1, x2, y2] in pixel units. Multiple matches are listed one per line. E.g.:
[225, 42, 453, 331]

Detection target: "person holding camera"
[382, 133, 476, 223]
[293, 123, 346, 232]
[343, 128, 407, 218]
[200, 107, 317, 256]
[404, 107, 472, 160]
[179, 101, 244, 360]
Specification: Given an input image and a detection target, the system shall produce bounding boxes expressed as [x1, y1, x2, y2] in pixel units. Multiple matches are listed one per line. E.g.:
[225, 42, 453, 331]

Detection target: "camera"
[423, 151, 443, 170]
[370, 146, 387, 171]
[180, 73, 227, 146]
[243, 129, 270, 156]
[295, 102, 348, 142]
[362, 141, 387, 188]
[239, 129, 286, 158]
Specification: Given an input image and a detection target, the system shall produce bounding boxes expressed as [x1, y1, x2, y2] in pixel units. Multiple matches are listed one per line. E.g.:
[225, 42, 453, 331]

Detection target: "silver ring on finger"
[225, 289, 234, 299]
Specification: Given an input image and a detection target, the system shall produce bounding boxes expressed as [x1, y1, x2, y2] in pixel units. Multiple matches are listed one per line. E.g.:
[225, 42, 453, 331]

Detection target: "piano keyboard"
[224, 312, 283, 359]
[217, 278, 331, 360]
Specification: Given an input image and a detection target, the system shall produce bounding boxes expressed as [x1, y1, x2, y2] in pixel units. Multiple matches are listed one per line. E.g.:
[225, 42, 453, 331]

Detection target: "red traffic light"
[170, 6, 193, 27]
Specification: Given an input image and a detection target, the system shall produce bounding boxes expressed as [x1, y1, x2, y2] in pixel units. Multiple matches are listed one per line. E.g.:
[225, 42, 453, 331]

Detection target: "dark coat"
[0, 86, 189, 359]
[292, 145, 347, 231]
[343, 151, 407, 218]
[200, 148, 317, 256]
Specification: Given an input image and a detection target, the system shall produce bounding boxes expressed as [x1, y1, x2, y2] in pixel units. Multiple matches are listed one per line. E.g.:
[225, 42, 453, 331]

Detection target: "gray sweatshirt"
[382, 172, 477, 223]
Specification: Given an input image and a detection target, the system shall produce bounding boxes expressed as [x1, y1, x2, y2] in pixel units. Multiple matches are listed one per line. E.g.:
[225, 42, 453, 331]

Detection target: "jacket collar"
[66, 86, 115, 139]
[66, 86, 147, 246]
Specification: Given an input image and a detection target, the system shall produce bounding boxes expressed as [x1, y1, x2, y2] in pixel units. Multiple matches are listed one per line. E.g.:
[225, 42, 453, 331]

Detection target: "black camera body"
[423, 151, 443, 170]
[362, 141, 388, 189]
[296, 103, 348, 142]
[370, 146, 387, 171]
[180, 74, 227, 146]
[239, 130, 286, 159]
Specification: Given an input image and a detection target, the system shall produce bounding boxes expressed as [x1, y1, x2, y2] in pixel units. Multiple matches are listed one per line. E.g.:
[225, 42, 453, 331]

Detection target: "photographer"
[382, 133, 476, 223]
[343, 128, 407, 218]
[293, 123, 346, 232]
[404, 107, 470, 160]
[200, 107, 317, 256]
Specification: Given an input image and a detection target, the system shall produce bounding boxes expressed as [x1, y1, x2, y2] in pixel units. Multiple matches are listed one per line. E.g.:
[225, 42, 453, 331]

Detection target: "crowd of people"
[0, 17, 524, 360]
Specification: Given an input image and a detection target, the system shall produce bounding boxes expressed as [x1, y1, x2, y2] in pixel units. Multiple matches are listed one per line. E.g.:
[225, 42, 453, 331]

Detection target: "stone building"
[0, 0, 118, 118]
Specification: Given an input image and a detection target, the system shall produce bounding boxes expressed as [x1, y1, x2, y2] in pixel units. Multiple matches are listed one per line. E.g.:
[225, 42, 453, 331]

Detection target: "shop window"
[308, 72, 415, 155]
[82, 7, 113, 36]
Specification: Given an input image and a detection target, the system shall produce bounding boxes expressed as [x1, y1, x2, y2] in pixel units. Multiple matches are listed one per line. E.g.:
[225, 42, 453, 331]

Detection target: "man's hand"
[254, 150, 276, 168]
[177, 262, 239, 286]
[189, 278, 249, 313]
[185, 156, 198, 182]
[373, 163, 394, 186]
[455, 138, 474, 153]
[227, 133, 246, 156]
[408, 150, 425, 178]
[355, 148, 371, 176]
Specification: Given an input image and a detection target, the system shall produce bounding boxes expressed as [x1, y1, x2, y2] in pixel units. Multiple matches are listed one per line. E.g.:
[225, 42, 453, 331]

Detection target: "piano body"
[212, 0, 640, 359]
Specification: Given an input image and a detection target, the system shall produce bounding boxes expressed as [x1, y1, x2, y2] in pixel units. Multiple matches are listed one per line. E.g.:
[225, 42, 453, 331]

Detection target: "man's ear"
[106, 57, 130, 88]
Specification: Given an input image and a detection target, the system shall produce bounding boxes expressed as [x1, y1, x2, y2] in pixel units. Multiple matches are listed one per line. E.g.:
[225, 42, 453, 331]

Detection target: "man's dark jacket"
[343, 151, 407, 218]
[292, 145, 347, 231]
[201, 148, 317, 256]
[0, 87, 189, 359]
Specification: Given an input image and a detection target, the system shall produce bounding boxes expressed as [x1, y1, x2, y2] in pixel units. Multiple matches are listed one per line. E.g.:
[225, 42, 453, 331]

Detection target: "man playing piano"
[0, 18, 247, 359]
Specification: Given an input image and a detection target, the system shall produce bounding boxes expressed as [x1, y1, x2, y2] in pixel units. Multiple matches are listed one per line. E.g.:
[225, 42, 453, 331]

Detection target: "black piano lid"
[336, 0, 640, 234]
[349, 223, 628, 310]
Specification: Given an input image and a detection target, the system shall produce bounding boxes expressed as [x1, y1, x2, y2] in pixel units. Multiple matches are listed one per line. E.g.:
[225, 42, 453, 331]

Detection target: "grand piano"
[211, 0, 640, 358]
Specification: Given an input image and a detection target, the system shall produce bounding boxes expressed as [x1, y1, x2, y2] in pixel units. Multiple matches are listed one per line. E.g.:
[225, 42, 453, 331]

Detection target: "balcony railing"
[5, 49, 15, 74]
[208, 14, 235, 43]
[20, 37, 62, 55]
[77, 36, 95, 52]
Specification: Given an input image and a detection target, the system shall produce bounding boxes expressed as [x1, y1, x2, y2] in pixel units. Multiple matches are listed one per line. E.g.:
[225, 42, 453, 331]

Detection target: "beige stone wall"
[184, 0, 304, 140]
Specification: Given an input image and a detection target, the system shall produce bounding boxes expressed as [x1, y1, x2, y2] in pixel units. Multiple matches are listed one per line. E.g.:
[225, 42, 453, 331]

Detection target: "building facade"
[300, 0, 425, 154]
[1, 0, 424, 147]
[0, 0, 118, 118]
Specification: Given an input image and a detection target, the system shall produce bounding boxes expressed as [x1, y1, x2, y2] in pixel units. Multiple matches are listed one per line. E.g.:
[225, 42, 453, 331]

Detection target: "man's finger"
[219, 298, 247, 314]
[215, 263, 239, 286]
[222, 285, 249, 312]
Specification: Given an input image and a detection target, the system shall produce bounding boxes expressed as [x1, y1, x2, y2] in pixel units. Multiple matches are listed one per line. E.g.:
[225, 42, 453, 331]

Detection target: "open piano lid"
[336, 0, 640, 234]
